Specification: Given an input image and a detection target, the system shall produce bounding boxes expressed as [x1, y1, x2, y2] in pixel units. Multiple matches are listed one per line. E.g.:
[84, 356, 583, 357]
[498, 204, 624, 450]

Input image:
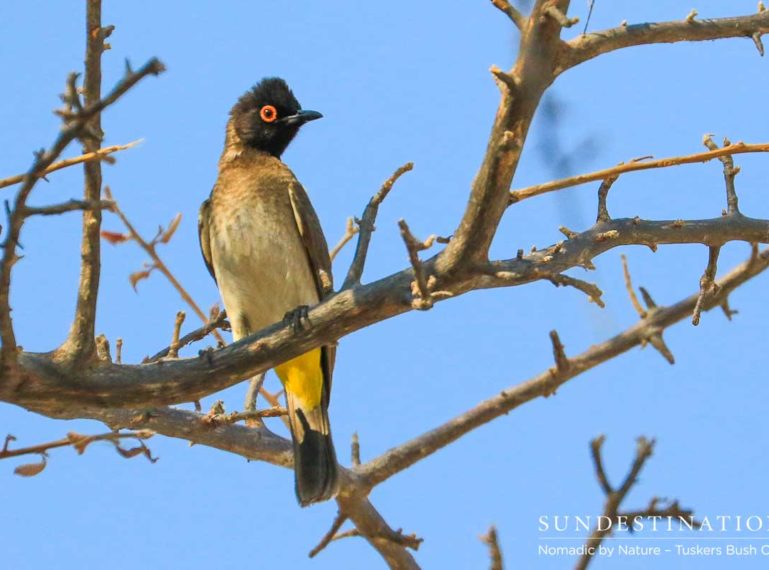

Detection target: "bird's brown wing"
[287, 181, 336, 393]
[198, 194, 217, 284]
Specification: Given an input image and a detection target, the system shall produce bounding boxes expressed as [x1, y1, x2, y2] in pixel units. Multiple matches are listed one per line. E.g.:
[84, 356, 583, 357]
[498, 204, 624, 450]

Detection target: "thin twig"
[148, 309, 229, 361]
[309, 511, 348, 558]
[480, 526, 504, 570]
[490, 0, 525, 30]
[329, 217, 359, 261]
[576, 437, 696, 570]
[343, 162, 413, 289]
[510, 142, 769, 204]
[549, 330, 570, 373]
[703, 135, 741, 216]
[167, 311, 186, 358]
[399, 219, 435, 310]
[692, 246, 720, 325]
[0, 141, 141, 190]
[22, 199, 114, 217]
[104, 187, 225, 346]
[621, 254, 646, 317]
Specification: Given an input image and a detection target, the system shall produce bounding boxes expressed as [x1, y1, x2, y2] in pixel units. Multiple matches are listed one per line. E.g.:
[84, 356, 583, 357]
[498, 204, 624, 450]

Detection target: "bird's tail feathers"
[286, 392, 339, 506]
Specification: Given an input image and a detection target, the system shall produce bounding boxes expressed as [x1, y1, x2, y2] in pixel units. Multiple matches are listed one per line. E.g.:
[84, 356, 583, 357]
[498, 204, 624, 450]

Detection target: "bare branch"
[343, 162, 413, 289]
[360, 248, 769, 487]
[22, 199, 114, 217]
[560, 10, 769, 73]
[0, 58, 163, 368]
[0, 141, 140, 190]
[0, 430, 155, 467]
[577, 438, 696, 570]
[510, 141, 769, 203]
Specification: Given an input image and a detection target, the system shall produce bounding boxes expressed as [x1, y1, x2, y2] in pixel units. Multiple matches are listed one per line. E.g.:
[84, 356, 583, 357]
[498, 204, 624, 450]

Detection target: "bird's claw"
[283, 305, 310, 333]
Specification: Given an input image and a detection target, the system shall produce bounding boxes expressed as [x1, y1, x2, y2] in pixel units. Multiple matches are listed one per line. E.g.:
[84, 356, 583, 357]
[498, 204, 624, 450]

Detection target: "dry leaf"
[101, 230, 130, 244]
[14, 455, 47, 477]
[158, 213, 182, 244]
[129, 265, 156, 291]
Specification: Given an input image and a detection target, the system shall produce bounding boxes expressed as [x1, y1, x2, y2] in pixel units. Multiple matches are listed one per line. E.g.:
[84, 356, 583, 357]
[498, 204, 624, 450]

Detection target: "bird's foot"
[283, 305, 310, 334]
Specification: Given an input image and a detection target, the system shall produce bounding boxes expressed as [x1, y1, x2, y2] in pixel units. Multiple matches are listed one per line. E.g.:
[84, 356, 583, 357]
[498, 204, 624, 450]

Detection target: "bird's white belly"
[211, 206, 318, 340]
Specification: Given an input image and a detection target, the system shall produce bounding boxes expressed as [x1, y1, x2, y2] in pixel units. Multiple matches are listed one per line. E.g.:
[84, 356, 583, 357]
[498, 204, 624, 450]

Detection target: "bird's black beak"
[281, 109, 323, 126]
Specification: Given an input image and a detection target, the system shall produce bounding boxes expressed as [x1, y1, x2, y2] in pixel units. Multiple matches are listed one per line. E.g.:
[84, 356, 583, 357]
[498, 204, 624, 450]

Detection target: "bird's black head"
[230, 77, 322, 158]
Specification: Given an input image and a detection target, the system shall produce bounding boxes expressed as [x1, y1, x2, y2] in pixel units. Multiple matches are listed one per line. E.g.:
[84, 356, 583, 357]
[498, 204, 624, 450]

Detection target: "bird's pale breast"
[209, 166, 318, 341]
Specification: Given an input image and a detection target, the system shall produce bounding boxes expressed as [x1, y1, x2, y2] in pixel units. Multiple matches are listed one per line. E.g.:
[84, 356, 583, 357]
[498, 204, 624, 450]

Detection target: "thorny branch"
[576, 437, 696, 570]
[3, 3, 769, 569]
[0, 141, 140, 190]
[0, 57, 164, 368]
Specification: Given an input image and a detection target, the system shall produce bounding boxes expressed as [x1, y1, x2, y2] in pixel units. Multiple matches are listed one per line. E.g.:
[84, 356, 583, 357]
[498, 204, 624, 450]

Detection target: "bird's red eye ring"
[260, 105, 278, 123]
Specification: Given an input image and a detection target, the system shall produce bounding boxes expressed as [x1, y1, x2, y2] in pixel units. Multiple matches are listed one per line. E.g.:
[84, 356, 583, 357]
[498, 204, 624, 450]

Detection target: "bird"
[198, 77, 338, 506]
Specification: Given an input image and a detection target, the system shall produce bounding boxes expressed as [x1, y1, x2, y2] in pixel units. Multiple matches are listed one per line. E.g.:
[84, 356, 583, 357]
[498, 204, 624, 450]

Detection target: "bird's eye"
[260, 105, 278, 123]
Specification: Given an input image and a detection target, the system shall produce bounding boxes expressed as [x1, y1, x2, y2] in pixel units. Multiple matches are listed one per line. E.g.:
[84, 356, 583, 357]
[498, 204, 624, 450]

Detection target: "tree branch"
[0, 141, 140, 190]
[359, 247, 769, 487]
[0, 58, 163, 372]
[559, 10, 769, 74]
[343, 162, 413, 289]
[509, 141, 769, 204]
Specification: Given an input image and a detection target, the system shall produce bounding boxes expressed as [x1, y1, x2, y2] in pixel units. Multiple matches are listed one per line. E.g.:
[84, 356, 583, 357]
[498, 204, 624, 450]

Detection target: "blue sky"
[1, 1, 768, 568]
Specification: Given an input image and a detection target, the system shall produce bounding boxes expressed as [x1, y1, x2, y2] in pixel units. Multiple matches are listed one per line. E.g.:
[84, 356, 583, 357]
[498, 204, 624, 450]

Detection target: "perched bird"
[198, 77, 338, 505]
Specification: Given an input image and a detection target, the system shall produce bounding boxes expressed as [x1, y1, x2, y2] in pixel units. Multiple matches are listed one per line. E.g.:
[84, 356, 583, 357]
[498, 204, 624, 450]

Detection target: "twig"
[703, 135, 741, 215]
[148, 309, 229, 361]
[343, 162, 413, 289]
[351, 432, 361, 466]
[359, 248, 769, 487]
[0, 141, 141, 190]
[330, 217, 359, 262]
[621, 254, 646, 317]
[1, 430, 156, 477]
[692, 246, 720, 325]
[549, 330, 570, 373]
[545, 5, 579, 28]
[309, 511, 348, 558]
[115, 338, 123, 364]
[544, 273, 605, 307]
[589, 435, 613, 495]
[0, 58, 163, 366]
[490, 0, 525, 30]
[22, 199, 114, 217]
[167, 311, 186, 358]
[398, 219, 435, 310]
[576, 438, 696, 570]
[480, 526, 504, 570]
[509, 141, 769, 203]
[104, 187, 225, 346]
[596, 175, 618, 223]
